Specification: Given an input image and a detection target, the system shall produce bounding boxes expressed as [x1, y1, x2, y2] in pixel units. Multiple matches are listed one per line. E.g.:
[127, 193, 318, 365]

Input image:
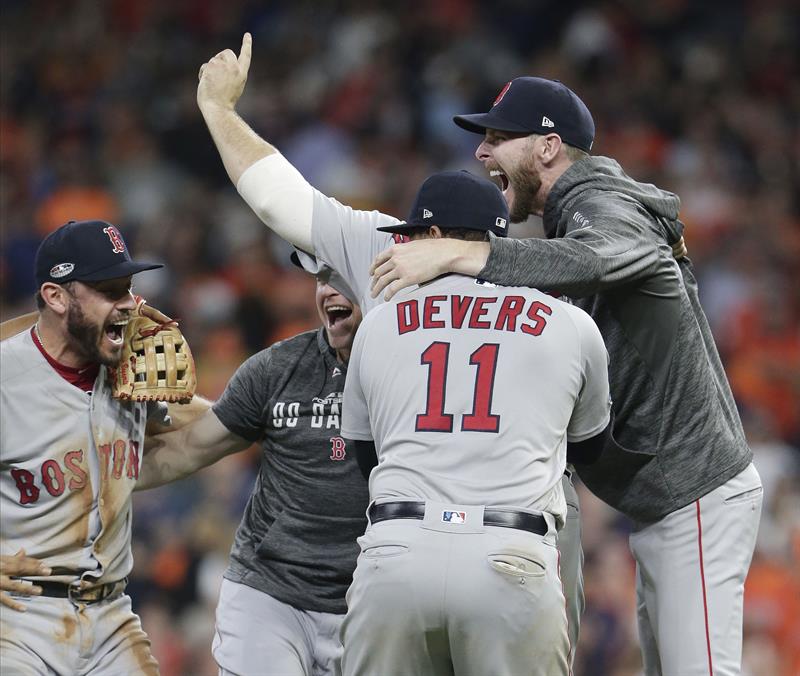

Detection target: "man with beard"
[134, 256, 368, 676]
[0, 219, 167, 674]
[369, 77, 763, 676]
[195, 34, 588, 668]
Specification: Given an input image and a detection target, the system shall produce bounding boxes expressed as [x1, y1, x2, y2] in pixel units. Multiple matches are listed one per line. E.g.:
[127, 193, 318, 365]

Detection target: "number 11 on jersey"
[416, 341, 501, 433]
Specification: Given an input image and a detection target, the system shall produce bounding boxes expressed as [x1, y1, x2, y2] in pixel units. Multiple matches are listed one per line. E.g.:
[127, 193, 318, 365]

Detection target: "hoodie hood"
[543, 156, 683, 243]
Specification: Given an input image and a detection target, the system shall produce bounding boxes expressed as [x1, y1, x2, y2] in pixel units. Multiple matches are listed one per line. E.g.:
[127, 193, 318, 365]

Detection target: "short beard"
[507, 158, 543, 223]
[66, 300, 119, 367]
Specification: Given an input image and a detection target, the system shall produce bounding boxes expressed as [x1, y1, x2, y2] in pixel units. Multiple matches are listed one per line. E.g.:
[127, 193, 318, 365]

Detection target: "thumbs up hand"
[197, 32, 253, 112]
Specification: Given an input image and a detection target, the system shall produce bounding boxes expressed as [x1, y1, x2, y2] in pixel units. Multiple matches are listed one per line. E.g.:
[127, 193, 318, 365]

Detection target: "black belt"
[35, 579, 126, 604]
[369, 502, 548, 536]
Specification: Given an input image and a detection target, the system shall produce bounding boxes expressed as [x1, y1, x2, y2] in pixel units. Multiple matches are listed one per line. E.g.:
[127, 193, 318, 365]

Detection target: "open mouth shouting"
[489, 168, 509, 193]
[325, 303, 353, 330]
[104, 318, 130, 347]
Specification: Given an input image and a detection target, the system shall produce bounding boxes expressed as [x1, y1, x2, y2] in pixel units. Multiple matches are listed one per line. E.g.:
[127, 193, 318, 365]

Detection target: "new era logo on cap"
[423, 209, 433, 219]
[542, 116, 555, 128]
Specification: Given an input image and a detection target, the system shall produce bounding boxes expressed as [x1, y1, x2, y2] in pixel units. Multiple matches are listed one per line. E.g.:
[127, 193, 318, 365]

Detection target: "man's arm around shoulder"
[139, 407, 251, 490]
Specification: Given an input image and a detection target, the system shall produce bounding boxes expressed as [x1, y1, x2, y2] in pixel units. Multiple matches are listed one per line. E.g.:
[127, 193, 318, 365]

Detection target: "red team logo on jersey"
[11, 440, 140, 504]
[103, 226, 126, 253]
[329, 436, 347, 461]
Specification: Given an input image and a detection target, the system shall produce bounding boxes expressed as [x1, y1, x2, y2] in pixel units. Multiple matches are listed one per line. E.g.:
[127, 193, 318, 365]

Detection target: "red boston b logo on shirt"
[329, 437, 347, 461]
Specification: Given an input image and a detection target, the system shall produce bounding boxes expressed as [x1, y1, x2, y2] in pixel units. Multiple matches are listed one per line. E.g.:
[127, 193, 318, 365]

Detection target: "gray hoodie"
[480, 156, 751, 523]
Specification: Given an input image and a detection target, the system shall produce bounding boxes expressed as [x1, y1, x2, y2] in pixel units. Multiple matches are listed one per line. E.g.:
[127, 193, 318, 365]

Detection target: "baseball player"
[196, 36, 589, 664]
[0, 220, 167, 675]
[368, 77, 764, 676]
[339, 170, 611, 675]
[134, 259, 367, 676]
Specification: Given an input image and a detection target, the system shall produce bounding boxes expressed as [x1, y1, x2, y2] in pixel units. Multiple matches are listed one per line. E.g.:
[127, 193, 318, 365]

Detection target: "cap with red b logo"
[34, 220, 163, 287]
[453, 77, 595, 152]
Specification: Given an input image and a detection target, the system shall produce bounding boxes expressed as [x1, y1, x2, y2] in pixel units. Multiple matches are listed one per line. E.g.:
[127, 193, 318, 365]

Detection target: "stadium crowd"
[1, 1, 797, 674]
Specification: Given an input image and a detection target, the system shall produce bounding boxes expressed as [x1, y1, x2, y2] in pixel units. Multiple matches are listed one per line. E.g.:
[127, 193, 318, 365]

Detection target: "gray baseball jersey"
[0, 328, 161, 674]
[341, 274, 610, 525]
[305, 183, 590, 662]
[1, 329, 151, 585]
[309, 188, 398, 311]
[338, 273, 609, 675]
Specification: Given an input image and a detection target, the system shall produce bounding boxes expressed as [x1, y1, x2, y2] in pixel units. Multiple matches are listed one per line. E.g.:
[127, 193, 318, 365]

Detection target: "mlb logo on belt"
[442, 510, 466, 524]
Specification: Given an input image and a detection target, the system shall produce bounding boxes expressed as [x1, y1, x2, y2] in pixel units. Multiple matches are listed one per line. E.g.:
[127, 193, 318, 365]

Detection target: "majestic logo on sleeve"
[103, 226, 126, 253]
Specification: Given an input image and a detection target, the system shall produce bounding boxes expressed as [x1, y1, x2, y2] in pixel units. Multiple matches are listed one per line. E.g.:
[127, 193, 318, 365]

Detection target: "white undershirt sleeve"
[236, 153, 314, 253]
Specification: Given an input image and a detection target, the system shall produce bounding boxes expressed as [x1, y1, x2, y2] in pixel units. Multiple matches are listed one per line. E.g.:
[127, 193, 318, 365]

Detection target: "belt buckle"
[68, 581, 106, 603]
[67, 582, 85, 604]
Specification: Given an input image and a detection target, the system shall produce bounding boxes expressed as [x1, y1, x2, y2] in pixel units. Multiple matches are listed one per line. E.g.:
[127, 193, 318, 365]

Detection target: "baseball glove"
[112, 300, 196, 403]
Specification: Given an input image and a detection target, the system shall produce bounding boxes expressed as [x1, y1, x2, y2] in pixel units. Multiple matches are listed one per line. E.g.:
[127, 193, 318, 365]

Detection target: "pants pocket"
[723, 485, 763, 505]
[361, 543, 409, 559]
[488, 552, 546, 578]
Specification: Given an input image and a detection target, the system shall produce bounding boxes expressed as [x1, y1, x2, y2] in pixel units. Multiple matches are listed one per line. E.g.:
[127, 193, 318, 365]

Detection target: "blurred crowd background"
[1, 0, 798, 674]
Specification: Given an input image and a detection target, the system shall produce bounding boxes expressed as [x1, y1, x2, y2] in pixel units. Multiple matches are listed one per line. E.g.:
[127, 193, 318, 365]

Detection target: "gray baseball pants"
[630, 462, 762, 675]
[0, 591, 157, 675]
[341, 500, 569, 676]
[559, 470, 584, 669]
[213, 578, 343, 676]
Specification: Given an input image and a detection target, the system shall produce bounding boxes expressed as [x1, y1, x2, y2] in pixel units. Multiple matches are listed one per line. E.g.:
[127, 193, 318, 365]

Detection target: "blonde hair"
[564, 143, 589, 162]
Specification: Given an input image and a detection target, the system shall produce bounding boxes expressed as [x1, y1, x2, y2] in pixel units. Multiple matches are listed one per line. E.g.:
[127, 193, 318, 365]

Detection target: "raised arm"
[138, 408, 251, 490]
[197, 33, 314, 252]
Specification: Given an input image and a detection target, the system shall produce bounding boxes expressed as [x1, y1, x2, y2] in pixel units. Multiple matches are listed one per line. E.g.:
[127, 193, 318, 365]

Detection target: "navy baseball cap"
[376, 170, 509, 237]
[35, 220, 162, 287]
[453, 77, 595, 152]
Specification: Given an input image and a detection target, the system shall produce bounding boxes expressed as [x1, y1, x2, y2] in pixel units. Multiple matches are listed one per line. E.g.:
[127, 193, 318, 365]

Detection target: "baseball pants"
[629, 462, 762, 676]
[341, 500, 569, 676]
[213, 578, 344, 676]
[559, 470, 583, 670]
[0, 591, 158, 675]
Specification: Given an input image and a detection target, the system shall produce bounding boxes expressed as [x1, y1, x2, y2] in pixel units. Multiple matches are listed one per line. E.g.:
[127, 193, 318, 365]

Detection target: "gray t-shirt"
[213, 328, 369, 614]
